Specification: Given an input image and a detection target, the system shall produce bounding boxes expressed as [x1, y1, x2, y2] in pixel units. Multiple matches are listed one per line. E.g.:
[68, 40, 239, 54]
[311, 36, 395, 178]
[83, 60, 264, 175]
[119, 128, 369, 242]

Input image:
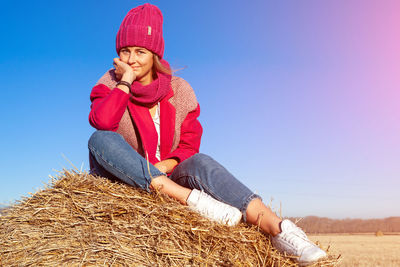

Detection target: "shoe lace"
[200, 193, 236, 224]
[279, 225, 313, 254]
[292, 224, 308, 239]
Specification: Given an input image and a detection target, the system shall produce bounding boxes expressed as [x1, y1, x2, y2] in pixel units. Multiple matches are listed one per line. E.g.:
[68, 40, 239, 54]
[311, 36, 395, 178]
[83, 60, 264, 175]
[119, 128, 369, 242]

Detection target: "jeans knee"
[88, 130, 121, 150]
[189, 153, 217, 168]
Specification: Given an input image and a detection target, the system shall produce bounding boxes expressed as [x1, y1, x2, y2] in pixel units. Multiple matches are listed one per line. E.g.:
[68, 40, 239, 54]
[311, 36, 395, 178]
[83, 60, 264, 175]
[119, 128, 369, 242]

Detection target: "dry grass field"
[309, 233, 400, 267]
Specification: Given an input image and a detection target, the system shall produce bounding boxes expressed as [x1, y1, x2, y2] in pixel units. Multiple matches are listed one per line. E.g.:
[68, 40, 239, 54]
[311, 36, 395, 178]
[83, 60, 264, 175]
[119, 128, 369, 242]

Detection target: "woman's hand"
[154, 162, 168, 174]
[113, 58, 136, 84]
[154, 159, 179, 174]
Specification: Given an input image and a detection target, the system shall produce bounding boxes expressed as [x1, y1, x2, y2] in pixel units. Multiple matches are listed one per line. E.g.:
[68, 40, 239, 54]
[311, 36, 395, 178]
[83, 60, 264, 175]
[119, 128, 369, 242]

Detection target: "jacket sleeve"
[165, 104, 203, 163]
[89, 84, 130, 131]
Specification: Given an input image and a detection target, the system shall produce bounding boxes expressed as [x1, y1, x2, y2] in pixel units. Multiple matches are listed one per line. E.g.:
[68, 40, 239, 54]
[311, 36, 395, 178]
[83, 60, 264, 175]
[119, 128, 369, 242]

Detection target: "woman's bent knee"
[187, 153, 215, 166]
[88, 130, 122, 149]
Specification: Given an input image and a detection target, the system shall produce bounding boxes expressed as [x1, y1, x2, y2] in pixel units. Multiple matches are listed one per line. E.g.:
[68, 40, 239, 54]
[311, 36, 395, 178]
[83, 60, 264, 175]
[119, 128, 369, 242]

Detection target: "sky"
[0, 0, 399, 219]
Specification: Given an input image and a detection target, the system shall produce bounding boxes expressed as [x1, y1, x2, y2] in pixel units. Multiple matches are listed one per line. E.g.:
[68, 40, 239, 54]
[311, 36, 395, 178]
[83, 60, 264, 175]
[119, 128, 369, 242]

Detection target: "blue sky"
[1, 0, 399, 219]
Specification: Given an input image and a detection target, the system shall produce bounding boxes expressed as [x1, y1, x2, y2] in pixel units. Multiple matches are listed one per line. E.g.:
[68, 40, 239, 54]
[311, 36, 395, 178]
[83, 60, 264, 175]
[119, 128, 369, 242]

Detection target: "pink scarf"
[129, 59, 171, 107]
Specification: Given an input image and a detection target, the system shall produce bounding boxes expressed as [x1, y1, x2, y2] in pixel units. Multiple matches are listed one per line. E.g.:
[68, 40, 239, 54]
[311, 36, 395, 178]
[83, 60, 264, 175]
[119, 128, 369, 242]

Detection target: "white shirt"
[152, 103, 161, 161]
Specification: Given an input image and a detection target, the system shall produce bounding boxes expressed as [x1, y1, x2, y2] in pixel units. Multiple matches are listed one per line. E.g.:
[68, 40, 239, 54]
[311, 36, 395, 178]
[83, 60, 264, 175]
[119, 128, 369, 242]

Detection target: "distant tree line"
[288, 216, 400, 233]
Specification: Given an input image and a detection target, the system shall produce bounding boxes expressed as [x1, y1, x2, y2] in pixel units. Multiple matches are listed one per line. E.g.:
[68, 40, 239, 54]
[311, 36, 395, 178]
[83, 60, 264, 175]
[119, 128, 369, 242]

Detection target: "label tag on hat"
[148, 26, 152, 36]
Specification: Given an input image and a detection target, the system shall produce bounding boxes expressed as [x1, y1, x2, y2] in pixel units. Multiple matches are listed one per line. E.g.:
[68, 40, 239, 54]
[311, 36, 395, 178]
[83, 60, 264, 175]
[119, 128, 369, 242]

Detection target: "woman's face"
[119, 46, 154, 85]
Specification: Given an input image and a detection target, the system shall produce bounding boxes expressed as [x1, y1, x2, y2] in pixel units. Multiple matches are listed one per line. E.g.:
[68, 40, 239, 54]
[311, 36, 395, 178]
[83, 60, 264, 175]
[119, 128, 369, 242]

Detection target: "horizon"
[1, 0, 399, 219]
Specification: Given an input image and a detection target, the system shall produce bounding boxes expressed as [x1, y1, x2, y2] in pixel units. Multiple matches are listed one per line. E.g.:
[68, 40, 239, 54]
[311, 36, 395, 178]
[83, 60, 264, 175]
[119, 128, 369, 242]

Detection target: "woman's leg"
[89, 132, 253, 225]
[88, 130, 191, 203]
[170, 153, 327, 264]
[149, 176, 191, 204]
[246, 198, 282, 236]
[169, 153, 281, 235]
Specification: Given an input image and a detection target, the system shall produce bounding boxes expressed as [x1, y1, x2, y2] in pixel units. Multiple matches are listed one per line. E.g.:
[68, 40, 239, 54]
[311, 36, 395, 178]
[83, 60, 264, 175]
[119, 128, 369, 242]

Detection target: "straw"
[0, 170, 339, 266]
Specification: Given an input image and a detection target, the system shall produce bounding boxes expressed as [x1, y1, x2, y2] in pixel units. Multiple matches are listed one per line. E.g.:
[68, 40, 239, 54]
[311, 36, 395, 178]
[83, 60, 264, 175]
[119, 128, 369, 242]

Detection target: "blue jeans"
[88, 130, 261, 222]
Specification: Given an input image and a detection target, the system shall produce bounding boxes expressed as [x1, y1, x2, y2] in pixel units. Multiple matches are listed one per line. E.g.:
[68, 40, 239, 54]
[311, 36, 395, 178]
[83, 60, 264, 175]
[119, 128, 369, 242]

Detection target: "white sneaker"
[272, 219, 327, 266]
[186, 189, 242, 226]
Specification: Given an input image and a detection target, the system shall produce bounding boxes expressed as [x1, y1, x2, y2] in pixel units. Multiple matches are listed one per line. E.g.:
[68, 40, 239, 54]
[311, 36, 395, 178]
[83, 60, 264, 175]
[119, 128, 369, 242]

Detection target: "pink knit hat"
[116, 3, 164, 58]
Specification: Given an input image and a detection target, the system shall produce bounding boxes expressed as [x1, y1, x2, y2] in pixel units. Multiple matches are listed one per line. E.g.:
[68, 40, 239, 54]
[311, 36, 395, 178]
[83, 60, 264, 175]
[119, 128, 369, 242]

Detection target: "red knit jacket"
[89, 70, 203, 166]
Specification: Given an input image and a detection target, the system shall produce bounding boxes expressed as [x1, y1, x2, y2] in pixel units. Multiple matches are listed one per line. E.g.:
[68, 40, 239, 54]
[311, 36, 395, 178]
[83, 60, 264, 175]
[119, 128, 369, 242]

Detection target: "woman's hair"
[153, 54, 172, 75]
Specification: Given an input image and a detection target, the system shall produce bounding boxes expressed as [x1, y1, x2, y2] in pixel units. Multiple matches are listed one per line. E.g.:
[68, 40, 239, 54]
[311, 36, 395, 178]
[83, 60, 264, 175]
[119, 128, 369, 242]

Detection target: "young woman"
[88, 3, 326, 265]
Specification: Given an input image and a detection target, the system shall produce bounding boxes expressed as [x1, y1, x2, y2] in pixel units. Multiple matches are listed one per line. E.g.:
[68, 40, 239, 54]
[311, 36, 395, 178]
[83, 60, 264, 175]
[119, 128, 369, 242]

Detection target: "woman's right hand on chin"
[113, 58, 136, 84]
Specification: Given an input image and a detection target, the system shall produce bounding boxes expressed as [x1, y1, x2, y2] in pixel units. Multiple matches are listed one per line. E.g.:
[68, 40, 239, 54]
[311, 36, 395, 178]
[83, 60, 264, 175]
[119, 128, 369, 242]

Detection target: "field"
[309, 233, 400, 267]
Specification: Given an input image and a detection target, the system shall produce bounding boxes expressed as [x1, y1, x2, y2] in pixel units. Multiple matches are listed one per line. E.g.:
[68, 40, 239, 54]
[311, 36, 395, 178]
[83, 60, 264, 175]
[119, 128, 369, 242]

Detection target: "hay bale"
[375, 230, 384, 236]
[0, 170, 338, 266]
